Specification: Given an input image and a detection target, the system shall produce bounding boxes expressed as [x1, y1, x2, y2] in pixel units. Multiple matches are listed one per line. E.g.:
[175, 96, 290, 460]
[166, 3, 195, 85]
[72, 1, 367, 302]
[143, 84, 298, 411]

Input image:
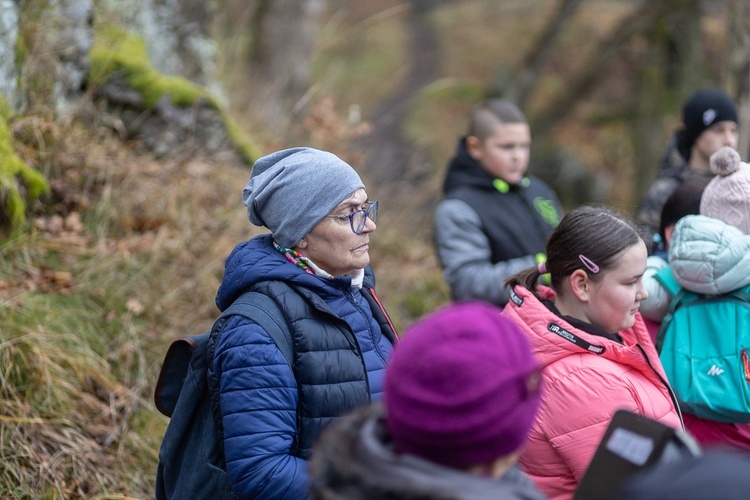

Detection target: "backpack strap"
[206, 290, 295, 442]
[655, 290, 685, 354]
[654, 266, 686, 354]
[655, 265, 750, 305]
[217, 291, 294, 365]
[654, 266, 681, 297]
[725, 285, 750, 304]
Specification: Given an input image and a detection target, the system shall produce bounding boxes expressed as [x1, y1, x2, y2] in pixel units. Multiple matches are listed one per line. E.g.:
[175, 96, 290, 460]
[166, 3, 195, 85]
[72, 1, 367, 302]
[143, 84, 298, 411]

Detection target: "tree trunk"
[247, 0, 325, 134]
[359, 0, 442, 186]
[0, 0, 19, 110]
[501, 0, 584, 109]
[727, 0, 750, 160]
[530, 0, 696, 138]
[631, 0, 703, 202]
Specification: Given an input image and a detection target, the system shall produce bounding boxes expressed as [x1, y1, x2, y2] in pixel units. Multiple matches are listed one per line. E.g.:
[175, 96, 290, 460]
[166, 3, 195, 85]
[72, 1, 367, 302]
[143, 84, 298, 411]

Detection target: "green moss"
[0, 98, 49, 231]
[90, 24, 207, 108]
[89, 23, 261, 164]
[0, 98, 12, 122]
[219, 108, 263, 165]
[14, 32, 27, 88]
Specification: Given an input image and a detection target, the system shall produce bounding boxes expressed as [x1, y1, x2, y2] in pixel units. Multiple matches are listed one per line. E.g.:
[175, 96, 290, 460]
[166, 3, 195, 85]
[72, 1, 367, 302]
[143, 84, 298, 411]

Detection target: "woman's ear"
[296, 237, 308, 250]
[568, 269, 591, 302]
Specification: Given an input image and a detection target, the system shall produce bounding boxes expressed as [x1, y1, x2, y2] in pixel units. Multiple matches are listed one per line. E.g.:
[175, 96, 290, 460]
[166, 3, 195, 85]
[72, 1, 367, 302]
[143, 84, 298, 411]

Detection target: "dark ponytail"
[505, 267, 542, 295]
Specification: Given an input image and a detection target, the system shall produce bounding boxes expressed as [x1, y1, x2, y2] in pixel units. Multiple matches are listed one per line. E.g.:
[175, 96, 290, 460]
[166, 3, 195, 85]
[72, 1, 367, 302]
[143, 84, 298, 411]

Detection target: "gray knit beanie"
[700, 146, 750, 235]
[242, 147, 365, 247]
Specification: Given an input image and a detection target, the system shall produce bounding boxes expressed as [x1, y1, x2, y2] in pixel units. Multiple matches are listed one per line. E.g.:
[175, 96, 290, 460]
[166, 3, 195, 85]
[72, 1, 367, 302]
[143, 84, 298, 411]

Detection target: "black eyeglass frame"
[325, 201, 378, 234]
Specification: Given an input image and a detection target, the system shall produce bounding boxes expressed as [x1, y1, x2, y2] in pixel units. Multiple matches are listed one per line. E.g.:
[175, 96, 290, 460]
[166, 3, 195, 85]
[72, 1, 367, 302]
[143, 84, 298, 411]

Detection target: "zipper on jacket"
[296, 280, 374, 401]
[349, 289, 389, 367]
[636, 343, 685, 430]
[367, 287, 398, 342]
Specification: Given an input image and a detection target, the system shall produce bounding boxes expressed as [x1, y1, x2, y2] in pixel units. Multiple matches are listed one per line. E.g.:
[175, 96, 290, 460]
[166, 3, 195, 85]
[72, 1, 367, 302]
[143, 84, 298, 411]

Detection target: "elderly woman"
[212, 147, 398, 499]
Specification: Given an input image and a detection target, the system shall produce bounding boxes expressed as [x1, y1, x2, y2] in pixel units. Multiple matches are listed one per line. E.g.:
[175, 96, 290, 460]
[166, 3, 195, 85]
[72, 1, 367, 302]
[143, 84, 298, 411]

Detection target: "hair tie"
[537, 262, 548, 274]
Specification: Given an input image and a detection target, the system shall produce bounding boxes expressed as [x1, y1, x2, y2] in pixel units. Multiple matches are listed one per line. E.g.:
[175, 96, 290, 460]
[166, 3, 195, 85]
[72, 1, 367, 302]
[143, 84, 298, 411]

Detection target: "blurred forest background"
[1, 0, 749, 497]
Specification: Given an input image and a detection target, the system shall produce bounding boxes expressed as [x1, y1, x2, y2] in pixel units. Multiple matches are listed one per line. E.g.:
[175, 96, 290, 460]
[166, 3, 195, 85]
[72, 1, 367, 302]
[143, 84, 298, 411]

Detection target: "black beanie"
[677, 88, 738, 161]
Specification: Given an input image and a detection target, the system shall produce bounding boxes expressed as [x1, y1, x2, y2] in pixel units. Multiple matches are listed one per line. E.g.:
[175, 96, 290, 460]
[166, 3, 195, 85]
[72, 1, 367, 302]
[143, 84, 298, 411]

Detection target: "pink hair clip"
[579, 254, 599, 273]
[537, 262, 548, 274]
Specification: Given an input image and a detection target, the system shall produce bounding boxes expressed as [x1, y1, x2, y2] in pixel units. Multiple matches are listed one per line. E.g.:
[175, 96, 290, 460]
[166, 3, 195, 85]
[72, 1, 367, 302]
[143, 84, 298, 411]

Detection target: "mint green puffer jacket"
[640, 214, 750, 321]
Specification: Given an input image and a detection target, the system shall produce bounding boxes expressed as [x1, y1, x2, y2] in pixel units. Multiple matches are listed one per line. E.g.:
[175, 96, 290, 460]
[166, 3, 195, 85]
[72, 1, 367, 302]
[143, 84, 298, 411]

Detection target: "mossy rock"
[0, 98, 49, 232]
[89, 24, 261, 164]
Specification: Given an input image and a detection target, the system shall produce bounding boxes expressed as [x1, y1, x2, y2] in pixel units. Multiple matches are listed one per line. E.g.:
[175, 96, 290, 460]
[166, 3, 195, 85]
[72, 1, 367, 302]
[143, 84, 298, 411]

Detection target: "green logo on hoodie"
[534, 197, 559, 226]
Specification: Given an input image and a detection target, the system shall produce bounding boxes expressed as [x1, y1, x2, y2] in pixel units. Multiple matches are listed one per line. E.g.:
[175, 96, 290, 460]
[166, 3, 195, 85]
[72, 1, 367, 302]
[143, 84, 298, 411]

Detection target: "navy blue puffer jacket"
[213, 234, 396, 499]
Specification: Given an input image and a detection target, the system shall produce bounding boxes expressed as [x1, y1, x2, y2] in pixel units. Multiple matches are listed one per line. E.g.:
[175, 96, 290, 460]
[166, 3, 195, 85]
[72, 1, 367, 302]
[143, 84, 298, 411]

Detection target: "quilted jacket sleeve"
[640, 255, 671, 322]
[213, 315, 308, 500]
[434, 198, 537, 306]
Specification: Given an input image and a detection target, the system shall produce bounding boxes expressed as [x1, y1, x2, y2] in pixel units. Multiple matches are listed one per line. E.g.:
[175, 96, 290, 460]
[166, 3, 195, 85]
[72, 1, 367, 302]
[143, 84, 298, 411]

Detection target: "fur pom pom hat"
[700, 146, 750, 234]
[242, 147, 365, 247]
[384, 301, 542, 469]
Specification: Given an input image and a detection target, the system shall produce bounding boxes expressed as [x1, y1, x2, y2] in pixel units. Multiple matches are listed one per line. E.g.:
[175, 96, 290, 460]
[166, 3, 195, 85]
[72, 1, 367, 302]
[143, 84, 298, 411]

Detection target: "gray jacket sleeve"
[434, 199, 537, 306]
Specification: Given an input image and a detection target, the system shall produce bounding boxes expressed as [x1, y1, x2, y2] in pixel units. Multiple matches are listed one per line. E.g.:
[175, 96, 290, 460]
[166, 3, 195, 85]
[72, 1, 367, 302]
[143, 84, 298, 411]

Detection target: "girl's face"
[467, 122, 530, 185]
[583, 241, 649, 333]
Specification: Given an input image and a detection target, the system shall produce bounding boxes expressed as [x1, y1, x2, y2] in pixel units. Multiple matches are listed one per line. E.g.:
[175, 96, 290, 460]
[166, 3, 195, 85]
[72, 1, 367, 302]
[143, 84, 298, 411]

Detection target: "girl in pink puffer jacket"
[503, 205, 683, 500]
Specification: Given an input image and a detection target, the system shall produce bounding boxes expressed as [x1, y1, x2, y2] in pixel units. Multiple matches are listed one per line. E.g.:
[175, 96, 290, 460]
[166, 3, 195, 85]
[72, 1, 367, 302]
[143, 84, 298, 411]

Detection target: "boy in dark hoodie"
[434, 99, 562, 306]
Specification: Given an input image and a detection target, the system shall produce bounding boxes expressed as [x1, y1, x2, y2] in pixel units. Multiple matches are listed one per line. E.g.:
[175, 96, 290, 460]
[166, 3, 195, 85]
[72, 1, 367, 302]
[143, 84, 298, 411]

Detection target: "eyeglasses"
[325, 201, 378, 234]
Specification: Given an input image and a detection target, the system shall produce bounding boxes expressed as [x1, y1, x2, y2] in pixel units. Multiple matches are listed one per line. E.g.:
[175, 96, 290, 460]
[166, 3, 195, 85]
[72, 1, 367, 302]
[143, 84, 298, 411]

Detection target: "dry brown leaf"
[126, 298, 145, 316]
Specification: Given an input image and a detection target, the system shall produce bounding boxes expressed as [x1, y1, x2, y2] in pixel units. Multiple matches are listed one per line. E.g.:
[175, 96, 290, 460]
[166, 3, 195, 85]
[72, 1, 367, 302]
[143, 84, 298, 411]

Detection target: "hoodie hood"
[215, 233, 365, 312]
[310, 404, 546, 500]
[668, 215, 750, 294]
[442, 138, 497, 195]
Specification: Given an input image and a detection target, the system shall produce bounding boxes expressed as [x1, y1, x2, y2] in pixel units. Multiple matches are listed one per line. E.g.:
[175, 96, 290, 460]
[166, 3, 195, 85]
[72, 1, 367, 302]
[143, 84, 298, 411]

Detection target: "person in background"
[639, 146, 750, 454]
[637, 87, 739, 250]
[434, 98, 563, 307]
[212, 147, 398, 499]
[502, 204, 682, 500]
[309, 301, 546, 500]
[640, 176, 710, 342]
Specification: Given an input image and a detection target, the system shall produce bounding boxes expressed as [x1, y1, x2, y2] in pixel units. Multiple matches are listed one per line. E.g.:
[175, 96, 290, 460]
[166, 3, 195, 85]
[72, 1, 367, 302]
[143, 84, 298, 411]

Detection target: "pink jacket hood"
[503, 285, 682, 500]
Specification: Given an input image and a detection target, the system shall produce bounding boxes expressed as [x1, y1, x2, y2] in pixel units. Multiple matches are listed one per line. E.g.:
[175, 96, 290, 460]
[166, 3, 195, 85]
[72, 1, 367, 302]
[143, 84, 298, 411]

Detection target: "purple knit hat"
[384, 301, 542, 469]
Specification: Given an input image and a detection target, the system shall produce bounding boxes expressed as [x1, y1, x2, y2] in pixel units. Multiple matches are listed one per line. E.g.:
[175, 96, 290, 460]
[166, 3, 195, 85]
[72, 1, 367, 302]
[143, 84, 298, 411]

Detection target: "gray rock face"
[0, 1, 19, 108]
[90, 0, 241, 162]
[49, 0, 94, 114]
[143, 0, 218, 84]
[3, 0, 244, 164]
[0, 0, 93, 114]
[95, 72, 242, 164]
[100, 0, 221, 95]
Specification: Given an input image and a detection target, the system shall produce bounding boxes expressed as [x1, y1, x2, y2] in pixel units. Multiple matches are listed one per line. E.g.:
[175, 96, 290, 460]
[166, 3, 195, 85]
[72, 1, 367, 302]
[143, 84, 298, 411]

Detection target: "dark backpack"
[153, 291, 294, 500]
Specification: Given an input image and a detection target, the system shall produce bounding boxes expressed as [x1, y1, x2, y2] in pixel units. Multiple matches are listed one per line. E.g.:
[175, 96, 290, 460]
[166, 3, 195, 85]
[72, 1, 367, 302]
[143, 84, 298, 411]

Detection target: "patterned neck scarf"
[274, 241, 333, 279]
[273, 241, 364, 287]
